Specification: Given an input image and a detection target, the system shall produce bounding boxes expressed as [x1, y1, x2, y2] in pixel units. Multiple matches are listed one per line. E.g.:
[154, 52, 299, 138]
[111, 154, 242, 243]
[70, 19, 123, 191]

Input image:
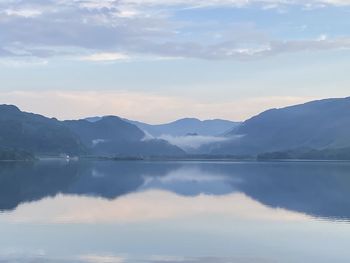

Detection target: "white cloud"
[53, 0, 350, 9]
[80, 52, 129, 61]
[117, 0, 350, 8]
[317, 34, 328, 41]
[0, 0, 349, 62]
[142, 167, 229, 184]
[4, 8, 42, 17]
[320, 0, 350, 5]
[117, 9, 140, 18]
[79, 254, 125, 263]
[75, 0, 117, 10]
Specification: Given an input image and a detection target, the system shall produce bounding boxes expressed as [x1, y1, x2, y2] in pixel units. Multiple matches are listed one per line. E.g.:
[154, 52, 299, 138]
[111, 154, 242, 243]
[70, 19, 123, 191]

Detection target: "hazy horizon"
[0, 95, 343, 124]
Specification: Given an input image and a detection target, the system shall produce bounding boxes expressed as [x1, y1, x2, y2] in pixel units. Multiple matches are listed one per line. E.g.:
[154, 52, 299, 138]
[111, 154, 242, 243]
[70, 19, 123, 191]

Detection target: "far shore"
[2, 155, 350, 163]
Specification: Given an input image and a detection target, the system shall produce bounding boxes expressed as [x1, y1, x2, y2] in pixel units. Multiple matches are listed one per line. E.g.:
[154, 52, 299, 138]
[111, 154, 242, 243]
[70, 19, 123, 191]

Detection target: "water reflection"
[2, 191, 312, 224]
[1, 160, 350, 221]
[0, 255, 276, 263]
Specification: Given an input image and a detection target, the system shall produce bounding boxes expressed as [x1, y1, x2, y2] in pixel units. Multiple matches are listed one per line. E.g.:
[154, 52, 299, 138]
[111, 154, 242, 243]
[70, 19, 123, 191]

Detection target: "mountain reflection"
[1, 160, 350, 221]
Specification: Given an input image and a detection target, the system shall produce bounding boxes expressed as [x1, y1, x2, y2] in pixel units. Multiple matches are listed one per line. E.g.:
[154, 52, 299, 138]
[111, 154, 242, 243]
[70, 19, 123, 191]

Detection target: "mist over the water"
[158, 135, 229, 151]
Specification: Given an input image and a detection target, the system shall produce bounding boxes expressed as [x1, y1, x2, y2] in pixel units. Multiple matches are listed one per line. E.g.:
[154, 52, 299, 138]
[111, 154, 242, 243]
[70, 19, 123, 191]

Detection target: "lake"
[0, 160, 350, 263]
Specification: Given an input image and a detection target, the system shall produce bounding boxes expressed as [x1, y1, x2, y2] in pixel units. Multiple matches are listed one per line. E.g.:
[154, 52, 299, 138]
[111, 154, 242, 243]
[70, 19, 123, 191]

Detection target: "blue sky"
[1, 0, 350, 123]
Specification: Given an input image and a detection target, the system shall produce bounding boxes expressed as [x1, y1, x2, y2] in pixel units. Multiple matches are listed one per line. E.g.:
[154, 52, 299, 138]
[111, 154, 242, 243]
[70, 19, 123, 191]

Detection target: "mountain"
[65, 116, 185, 156]
[4, 97, 350, 158]
[65, 116, 145, 146]
[209, 97, 350, 155]
[0, 105, 184, 157]
[0, 105, 85, 155]
[126, 118, 240, 137]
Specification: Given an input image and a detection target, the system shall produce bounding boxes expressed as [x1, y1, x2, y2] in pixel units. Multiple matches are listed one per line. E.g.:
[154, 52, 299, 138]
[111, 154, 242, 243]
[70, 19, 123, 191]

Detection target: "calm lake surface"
[1, 160, 350, 263]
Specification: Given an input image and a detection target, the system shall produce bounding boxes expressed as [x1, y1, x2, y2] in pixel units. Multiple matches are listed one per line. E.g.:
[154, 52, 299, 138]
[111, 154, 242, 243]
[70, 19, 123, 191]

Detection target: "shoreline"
[3, 156, 350, 163]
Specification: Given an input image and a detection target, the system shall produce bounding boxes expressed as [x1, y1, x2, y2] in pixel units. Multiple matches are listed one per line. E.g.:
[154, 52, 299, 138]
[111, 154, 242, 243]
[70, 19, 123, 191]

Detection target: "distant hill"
[208, 97, 350, 155]
[126, 118, 240, 137]
[65, 116, 185, 156]
[65, 116, 145, 146]
[0, 105, 85, 155]
[0, 105, 184, 157]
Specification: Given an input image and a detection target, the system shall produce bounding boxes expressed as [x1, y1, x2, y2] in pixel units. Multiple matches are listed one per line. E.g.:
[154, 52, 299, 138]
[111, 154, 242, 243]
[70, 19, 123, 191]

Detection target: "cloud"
[0, 90, 318, 122]
[0, 254, 270, 263]
[79, 254, 125, 263]
[145, 255, 273, 263]
[3, 8, 42, 18]
[125, 36, 350, 60]
[104, 0, 350, 8]
[0, 191, 311, 224]
[0, 0, 350, 63]
[80, 52, 129, 61]
[142, 167, 229, 185]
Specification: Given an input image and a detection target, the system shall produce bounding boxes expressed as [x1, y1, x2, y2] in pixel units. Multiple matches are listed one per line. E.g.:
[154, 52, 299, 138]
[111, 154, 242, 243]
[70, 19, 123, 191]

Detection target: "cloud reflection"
[79, 254, 125, 263]
[0, 190, 311, 224]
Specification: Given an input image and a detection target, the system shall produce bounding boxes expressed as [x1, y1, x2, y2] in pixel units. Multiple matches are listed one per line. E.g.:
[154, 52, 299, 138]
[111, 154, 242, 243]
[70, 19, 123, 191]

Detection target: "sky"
[1, 0, 350, 123]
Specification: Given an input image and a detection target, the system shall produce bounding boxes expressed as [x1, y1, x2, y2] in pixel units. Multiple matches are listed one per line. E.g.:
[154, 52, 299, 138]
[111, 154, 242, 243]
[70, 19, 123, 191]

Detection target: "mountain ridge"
[0, 105, 184, 157]
[125, 117, 240, 137]
[2, 96, 350, 158]
[208, 97, 350, 155]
